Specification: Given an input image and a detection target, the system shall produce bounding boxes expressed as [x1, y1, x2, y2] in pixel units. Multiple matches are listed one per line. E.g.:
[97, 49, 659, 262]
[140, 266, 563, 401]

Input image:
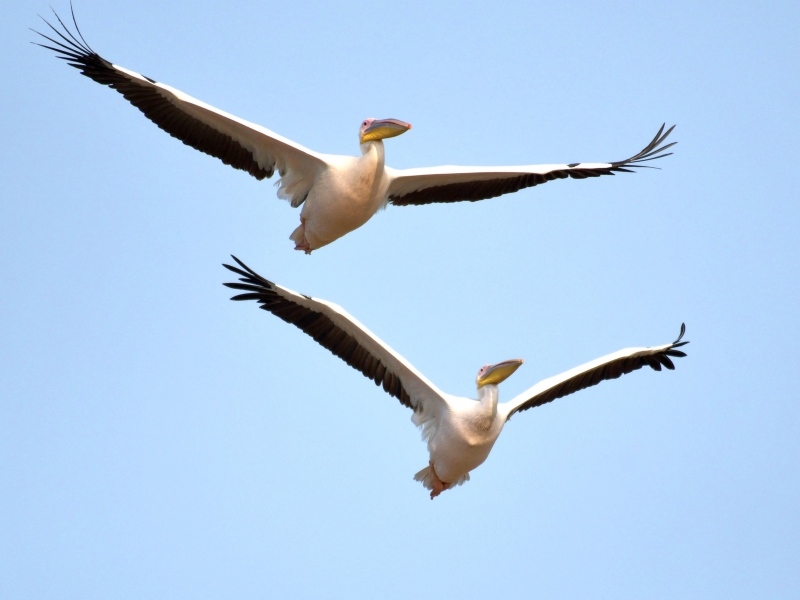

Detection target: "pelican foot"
[293, 241, 312, 255]
[290, 217, 313, 254]
[428, 461, 451, 500]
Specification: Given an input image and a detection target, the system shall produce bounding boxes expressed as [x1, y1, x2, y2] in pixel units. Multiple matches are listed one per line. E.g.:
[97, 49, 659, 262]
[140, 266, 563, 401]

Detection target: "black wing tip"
[611, 123, 678, 169]
[223, 254, 252, 275]
[673, 322, 689, 346]
[648, 323, 689, 370]
[644, 323, 690, 371]
[222, 277, 266, 302]
[67, 1, 93, 51]
[508, 321, 689, 417]
[659, 354, 676, 370]
[222, 255, 277, 294]
[33, 3, 96, 61]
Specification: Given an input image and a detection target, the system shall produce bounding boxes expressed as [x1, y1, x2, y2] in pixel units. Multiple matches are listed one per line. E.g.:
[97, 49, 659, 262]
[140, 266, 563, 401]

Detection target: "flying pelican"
[35, 9, 676, 254]
[223, 256, 689, 498]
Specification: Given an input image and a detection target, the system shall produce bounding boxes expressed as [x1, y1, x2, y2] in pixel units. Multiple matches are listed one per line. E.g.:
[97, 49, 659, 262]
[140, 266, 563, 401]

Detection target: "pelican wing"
[385, 125, 675, 206]
[34, 9, 326, 206]
[223, 257, 447, 414]
[502, 325, 688, 420]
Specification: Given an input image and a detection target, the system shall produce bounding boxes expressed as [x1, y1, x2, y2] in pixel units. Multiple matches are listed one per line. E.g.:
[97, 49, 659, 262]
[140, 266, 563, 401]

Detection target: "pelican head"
[476, 359, 524, 389]
[359, 118, 412, 144]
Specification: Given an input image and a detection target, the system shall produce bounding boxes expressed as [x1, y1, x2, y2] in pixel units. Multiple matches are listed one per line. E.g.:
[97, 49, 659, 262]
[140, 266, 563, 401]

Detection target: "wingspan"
[501, 324, 688, 420]
[222, 256, 447, 415]
[385, 124, 675, 206]
[33, 7, 326, 207]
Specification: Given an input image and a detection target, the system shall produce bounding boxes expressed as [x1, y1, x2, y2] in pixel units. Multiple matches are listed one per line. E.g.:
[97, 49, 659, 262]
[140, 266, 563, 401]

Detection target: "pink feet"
[290, 217, 313, 255]
[294, 240, 312, 255]
[428, 461, 451, 500]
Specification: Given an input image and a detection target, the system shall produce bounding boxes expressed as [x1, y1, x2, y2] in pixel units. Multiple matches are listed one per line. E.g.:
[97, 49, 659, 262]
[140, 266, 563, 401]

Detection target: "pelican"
[223, 256, 689, 498]
[36, 9, 676, 254]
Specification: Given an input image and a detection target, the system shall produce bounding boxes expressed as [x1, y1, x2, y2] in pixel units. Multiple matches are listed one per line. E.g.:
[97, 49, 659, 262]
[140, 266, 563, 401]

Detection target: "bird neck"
[359, 139, 385, 165]
[476, 384, 499, 423]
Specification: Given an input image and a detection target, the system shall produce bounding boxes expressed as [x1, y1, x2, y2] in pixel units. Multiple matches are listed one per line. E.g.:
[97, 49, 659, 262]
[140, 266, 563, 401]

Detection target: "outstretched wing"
[501, 324, 688, 420]
[385, 124, 675, 206]
[223, 256, 448, 414]
[33, 7, 326, 207]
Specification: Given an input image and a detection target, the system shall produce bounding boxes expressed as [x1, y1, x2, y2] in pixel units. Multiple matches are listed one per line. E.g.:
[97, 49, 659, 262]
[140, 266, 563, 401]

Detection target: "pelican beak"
[360, 118, 412, 144]
[477, 359, 524, 388]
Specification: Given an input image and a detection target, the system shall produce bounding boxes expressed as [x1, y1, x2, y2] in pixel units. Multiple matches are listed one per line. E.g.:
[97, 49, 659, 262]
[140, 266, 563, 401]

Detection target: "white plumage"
[36, 9, 675, 253]
[224, 257, 689, 499]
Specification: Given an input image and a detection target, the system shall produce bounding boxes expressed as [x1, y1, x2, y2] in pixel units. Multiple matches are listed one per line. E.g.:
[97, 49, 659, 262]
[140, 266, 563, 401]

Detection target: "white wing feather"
[223, 257, 449, 429]
[35, 13, 328, 207]
[384, 125, 676, 206]
[500, 326, 689, 420]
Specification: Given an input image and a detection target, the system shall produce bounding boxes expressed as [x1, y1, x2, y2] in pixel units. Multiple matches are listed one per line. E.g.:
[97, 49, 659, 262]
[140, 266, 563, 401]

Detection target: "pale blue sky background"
[2, 1, 798, 598]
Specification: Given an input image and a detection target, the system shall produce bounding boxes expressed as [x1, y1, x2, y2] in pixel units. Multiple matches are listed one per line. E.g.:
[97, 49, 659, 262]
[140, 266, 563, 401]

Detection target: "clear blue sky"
[2, 1, 798, 598]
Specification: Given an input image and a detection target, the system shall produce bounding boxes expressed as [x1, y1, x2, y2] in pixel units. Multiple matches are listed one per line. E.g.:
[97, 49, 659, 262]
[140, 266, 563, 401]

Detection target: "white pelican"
[223, 257, 689, 499]
[36, 10, 676, 254]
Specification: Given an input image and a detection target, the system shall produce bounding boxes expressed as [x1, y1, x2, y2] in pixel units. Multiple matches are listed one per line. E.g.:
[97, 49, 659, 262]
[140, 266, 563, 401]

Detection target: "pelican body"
[289, 119, 410, 252]
[223, 257, 689, 498]
[415, 364, 522, 495]
[36, 9, 676, 253]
